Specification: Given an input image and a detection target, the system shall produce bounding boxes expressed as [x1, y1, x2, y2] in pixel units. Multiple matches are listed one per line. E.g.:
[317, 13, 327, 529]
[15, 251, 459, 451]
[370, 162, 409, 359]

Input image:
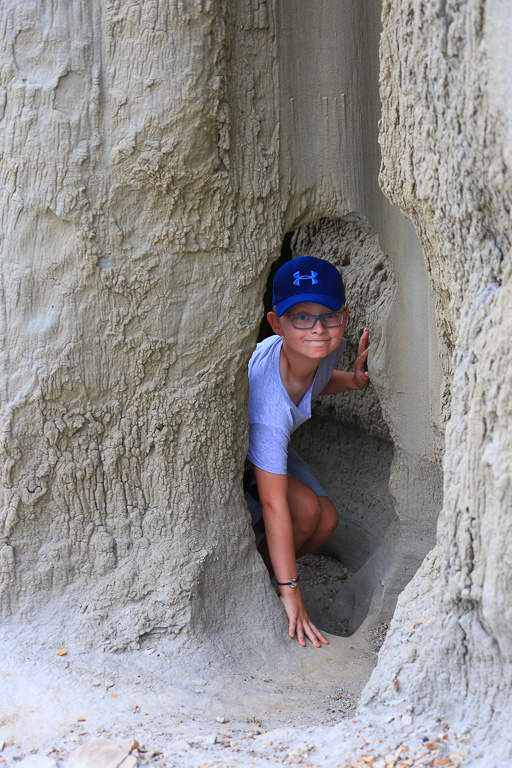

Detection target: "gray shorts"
[245, 447, 327, 528]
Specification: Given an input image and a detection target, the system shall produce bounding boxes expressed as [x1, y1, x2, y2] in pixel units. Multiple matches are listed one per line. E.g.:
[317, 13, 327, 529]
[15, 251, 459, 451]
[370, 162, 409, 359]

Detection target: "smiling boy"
[247, 255, 370, 648]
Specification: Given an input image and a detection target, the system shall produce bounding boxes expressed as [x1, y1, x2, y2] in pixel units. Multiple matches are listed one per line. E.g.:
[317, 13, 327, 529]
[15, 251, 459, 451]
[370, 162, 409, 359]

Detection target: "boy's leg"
[256, 482, 337, 573]
[296, 497, 338, 557]
[287, 476, 338, 557]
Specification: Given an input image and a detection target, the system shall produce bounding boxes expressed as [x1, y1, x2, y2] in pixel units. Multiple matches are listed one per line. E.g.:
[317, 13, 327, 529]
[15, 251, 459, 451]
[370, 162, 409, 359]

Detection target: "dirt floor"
[0, 555, 475, 767]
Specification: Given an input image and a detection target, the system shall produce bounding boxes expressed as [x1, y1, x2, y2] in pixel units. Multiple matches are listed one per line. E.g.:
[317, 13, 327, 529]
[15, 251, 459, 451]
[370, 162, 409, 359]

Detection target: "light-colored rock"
[361, 0, 512, 760]
[168, 739, 191, 752]
[0, 0, 437, 666]
[1, 0, 511, 763]
[63, 738, 137, 768]
[0, 0, 284, 655]
[115, 739, 138, 756]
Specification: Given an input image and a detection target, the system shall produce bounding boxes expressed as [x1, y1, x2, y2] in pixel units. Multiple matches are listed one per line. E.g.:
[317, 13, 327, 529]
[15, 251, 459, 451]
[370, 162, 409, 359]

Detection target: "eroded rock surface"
[0, 0, 510, 765]
[0, 0, 285, 652]
[363, 0, 512, 759]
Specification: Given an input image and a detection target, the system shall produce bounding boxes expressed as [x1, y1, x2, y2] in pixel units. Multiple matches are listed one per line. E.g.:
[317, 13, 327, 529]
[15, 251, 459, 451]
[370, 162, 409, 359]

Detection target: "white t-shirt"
[247, 335, 346, 475]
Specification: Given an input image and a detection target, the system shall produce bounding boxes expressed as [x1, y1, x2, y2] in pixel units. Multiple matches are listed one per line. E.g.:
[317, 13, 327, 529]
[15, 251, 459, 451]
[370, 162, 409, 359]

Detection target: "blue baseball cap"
[272, 255, 345, 316]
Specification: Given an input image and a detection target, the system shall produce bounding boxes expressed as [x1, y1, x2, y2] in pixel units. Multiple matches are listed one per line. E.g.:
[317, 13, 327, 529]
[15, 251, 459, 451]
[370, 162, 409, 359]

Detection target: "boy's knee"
[320, 498, 338, 537]
[300, 495, 322, 534]
[305, 496, 322, 532]
[288, 479, 321, 532]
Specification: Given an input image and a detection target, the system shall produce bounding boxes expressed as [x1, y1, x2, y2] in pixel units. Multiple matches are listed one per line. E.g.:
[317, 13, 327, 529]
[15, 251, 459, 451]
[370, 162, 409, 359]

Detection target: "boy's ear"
[267, 310, 284, 336]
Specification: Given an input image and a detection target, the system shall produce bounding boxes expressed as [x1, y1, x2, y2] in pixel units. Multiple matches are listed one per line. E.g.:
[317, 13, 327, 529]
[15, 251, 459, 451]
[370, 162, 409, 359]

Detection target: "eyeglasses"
[287, 311, 345, 329]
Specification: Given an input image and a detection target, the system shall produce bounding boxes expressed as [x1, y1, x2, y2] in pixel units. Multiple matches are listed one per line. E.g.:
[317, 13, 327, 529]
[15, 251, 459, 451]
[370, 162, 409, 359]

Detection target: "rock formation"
[1, 0, 511, 760]
[363, 0, 512, 755]
[0, 0, 285, 652]
[1, 0, 441, 651]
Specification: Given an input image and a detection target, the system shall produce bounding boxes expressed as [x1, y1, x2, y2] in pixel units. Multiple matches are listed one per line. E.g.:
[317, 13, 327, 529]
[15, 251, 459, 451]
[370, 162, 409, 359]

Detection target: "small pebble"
[215, 717, 229, 723]
[170, 739, 191, 752]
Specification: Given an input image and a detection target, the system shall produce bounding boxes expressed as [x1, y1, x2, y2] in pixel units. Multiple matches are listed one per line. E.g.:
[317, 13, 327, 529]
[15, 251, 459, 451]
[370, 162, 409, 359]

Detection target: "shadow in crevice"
[297, 552, 352, 636]
[292, 416, 395, 636]
[257, 231, 293, 343]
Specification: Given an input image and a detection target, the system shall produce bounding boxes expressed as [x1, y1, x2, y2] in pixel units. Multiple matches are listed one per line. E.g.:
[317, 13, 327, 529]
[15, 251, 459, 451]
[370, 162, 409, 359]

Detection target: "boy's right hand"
[353, 327, 370, 389]
[253, 468, 329, 648]
[279, 587, 329, 648]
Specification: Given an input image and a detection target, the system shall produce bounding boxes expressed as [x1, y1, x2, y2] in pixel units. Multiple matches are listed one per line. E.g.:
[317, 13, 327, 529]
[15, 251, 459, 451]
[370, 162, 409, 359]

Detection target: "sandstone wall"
[363, 0, 512, 756]
[0, 0, 289, 652]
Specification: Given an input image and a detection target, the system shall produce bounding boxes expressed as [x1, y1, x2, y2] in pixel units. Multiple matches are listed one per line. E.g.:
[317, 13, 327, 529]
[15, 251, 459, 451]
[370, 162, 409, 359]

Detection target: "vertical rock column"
[363, 0, 512, 745]
[0, 0, 285, 652]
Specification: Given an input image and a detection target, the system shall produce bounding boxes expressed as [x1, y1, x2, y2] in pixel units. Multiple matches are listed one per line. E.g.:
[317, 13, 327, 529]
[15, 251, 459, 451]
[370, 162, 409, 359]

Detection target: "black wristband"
[276, 576, 299, 589]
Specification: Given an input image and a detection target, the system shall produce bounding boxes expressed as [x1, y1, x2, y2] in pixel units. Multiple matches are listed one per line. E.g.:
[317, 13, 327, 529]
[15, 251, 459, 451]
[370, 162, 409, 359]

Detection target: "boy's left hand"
[354, 328, 370, 389]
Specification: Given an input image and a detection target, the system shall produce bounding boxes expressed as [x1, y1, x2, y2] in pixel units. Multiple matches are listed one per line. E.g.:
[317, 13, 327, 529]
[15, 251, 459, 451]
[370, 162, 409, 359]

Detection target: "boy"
[247, 255, 370, 648]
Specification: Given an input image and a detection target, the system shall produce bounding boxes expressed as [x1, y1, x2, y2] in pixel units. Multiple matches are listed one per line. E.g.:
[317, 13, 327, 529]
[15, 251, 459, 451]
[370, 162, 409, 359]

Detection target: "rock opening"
[254, 215, 398, 635]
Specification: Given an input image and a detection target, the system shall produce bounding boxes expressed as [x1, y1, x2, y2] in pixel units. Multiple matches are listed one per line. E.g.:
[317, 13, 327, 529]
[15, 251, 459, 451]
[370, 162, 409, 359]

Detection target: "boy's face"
[267, 302, 348, 362]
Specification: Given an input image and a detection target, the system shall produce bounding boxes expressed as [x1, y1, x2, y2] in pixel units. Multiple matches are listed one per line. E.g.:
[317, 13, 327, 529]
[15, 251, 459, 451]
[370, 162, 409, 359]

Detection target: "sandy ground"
[0, 555, 479, 767]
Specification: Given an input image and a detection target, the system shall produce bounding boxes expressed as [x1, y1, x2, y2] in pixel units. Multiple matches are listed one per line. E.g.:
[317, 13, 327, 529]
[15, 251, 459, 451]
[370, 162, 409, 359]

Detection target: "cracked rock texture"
[362, 0, 512, 760]
[0, 0, 285, 651]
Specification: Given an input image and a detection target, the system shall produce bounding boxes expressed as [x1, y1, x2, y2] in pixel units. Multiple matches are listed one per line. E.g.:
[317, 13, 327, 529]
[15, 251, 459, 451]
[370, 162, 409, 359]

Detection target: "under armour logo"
[293, 270, 318, 286]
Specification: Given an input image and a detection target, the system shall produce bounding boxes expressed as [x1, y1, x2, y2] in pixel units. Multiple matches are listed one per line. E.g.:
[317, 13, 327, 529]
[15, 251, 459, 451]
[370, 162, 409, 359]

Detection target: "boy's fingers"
[308, 622, 328, 646]
[303, 618, 327, 648]
[303, 624, 319, 648]
[313, 626, 329, 645]
[356, 348, 370, 374]
[282, 596, 327, 648]
[358, 331, 370, 353]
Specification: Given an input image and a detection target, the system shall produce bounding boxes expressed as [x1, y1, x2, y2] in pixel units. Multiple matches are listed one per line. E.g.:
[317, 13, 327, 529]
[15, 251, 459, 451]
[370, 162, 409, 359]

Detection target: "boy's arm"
[254, 466, 328, 648]
[320, 327, 370, 394]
